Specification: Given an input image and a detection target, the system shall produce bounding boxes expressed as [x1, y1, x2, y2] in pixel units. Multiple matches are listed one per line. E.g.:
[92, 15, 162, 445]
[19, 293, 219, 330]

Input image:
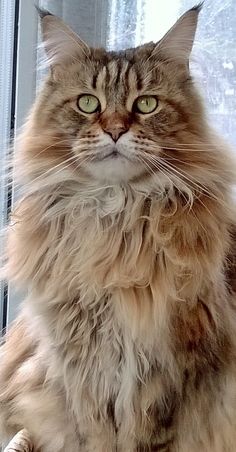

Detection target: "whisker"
[141, 155, 214, 228]
[136, 154, 166, 193]
[160, 159, 220, 197]
[139, 154, 198, 217]
[29, 139, 73, 159]
[161, 155, 223, 175]
[142, 154, 193, 204]
[149, 157, 225, 217]
[0, 138, 76, 190]
[161, 145, 217, 152]
[15, 154, 80, 193]
[143, 152, 217, 200]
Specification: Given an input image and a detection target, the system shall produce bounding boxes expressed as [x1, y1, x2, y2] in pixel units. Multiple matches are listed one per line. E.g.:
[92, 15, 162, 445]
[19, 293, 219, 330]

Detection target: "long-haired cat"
[1, 5, 236, 451]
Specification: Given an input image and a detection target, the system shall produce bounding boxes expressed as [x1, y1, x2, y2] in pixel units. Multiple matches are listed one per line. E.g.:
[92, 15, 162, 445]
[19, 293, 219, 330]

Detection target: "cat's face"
[29, 6, 209, 192]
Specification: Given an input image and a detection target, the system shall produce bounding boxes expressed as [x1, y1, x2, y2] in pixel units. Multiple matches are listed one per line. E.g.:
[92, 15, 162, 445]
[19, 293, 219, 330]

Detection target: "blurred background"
[0, 0, 235, 329]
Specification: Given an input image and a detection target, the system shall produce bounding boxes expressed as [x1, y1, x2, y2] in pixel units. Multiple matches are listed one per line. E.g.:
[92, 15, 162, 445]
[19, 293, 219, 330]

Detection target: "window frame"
[0, 0, 19, 332]
[5, 0, 39, 326]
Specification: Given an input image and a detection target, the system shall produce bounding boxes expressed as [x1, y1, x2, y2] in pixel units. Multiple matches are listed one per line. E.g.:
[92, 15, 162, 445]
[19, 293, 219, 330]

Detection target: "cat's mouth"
[93, 148, 133, 162]
[100, 150, 120, 160]
[84, 142, 144, 182]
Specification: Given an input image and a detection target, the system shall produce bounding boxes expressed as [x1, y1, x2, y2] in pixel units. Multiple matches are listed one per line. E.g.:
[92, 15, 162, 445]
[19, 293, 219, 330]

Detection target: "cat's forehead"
[54, 43, 165, 108]
[93, 58, 140, 93]
[87, 43, 157, 98]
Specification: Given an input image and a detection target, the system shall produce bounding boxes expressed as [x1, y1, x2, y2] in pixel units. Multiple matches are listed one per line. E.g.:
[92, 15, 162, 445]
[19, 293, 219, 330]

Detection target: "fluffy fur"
[1, 5, 236, 451]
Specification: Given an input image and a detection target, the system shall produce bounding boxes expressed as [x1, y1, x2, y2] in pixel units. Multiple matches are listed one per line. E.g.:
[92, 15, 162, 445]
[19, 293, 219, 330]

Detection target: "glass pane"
[178, 0, 236, 147]
[0, 0, 16, 332]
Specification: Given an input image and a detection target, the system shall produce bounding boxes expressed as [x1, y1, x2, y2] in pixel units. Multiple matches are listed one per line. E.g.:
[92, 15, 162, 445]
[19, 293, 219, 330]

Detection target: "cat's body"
[1, 6, 236, 451]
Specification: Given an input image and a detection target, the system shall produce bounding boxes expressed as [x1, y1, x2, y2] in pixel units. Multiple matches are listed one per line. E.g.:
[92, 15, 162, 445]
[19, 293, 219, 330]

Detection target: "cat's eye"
[134, 95, 158, 114]
[77, 94, 100, 114]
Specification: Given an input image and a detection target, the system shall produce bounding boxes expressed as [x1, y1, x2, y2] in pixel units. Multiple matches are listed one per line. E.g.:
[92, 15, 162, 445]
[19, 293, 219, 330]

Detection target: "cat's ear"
[37, 8, 90, 68]
[152, 4, 202, 64]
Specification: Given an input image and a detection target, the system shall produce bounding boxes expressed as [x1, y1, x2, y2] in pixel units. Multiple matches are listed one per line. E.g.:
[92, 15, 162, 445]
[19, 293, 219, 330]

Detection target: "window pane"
[0, 0, 16, 331]
[179, 0, 236, 147]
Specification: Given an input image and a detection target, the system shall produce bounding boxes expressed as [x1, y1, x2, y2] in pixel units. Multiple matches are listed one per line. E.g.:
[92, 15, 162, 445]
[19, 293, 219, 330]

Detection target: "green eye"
[135, 95, 158, 114]
[77, 94, 100, 113]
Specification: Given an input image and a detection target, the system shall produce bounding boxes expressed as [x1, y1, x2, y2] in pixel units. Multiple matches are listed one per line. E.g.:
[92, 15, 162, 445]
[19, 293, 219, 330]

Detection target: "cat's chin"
[85, 154, 146, 183]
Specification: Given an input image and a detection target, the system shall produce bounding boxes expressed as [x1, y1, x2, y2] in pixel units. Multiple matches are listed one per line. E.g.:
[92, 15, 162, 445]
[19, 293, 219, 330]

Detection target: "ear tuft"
[35, 6, 53, 20]
[152, 4, 202, 64]
[190, 2, 204, 13]
[37, 8, 90, 70]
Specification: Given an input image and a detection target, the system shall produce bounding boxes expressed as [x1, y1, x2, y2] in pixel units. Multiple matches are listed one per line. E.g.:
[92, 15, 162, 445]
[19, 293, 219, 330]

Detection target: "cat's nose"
[101, 114, 129, 142]
[104, 126, 128, 142]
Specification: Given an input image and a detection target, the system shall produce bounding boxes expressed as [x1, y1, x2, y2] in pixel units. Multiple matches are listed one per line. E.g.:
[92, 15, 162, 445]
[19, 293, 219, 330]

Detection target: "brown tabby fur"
[1, 5, 236, 452]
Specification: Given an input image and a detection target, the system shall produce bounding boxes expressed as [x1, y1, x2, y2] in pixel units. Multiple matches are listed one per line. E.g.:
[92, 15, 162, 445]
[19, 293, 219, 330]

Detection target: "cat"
[1, 4, 236, 452]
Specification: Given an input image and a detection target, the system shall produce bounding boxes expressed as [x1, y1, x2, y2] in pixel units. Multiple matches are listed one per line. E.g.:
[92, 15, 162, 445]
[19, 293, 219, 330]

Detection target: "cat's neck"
[17, 179, 230, 298]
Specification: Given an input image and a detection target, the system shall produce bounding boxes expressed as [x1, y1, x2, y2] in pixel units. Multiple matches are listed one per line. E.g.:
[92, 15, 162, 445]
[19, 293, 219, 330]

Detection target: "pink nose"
[101, 113, 130, 142]
[103, 125, 128, 142]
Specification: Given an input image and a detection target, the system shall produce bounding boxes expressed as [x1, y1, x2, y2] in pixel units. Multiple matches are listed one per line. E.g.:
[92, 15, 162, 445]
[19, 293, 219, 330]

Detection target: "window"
[0, 0, 18, 332]
[1, 0, 236, 328]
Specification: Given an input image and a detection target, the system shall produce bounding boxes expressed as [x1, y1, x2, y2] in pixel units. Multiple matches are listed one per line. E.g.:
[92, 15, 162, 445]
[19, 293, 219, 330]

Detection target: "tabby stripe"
[123, 61, 132, 83]
[114, 60, 122, 87]
[136, 70, 143, 91]
[105, 64, 110, 87]
[92, 73, 98, 89]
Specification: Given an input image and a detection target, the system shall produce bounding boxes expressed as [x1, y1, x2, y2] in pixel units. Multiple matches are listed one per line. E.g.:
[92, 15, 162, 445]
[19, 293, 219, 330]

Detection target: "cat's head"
[20, 5, 229, 199]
